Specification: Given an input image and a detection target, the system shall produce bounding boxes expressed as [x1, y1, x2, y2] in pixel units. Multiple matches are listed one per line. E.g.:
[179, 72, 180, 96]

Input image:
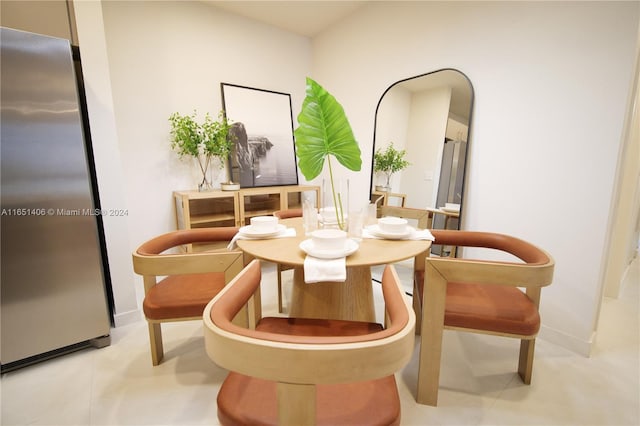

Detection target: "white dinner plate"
[238, 224, 287, 238]
[299, 238, 359, 259]
[366, 224, 414, 240]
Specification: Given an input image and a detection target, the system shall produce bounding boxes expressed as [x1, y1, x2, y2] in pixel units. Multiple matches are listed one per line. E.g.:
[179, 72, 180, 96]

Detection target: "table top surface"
[237, 217, 431, 267]
[426, 207, 460, 217]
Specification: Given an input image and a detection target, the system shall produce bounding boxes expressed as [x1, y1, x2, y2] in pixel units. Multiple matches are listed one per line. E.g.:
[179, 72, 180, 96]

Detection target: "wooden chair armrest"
[132, 228, 242, 276]
[427, 256, 555, 288]
[427, 230, 555, 287]
[132, 250, 242, 276]
[204, 261, 415, 385]
[136, 228, 239, 255]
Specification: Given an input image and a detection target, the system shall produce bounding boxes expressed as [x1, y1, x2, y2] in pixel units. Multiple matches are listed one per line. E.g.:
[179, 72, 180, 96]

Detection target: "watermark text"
[1, 208, 128, 217]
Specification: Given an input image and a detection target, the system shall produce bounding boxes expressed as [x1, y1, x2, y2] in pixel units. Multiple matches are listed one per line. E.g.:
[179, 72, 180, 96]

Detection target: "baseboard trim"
[114, 309, 143, 327]
[538, 325, 595, 357]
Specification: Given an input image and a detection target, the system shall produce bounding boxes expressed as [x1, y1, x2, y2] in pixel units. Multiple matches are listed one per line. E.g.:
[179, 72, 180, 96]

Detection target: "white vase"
[320, 178, 349, 230]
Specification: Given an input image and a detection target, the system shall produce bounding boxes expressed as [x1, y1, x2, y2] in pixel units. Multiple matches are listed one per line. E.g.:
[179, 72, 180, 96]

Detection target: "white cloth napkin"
[226, 227, 297, 250]
[303, 256, 346, 283]
[362, 227, 436, 241]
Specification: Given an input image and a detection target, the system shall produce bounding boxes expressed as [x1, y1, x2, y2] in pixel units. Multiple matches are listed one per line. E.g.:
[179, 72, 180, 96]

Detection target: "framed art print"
[221, 83, 298, 188]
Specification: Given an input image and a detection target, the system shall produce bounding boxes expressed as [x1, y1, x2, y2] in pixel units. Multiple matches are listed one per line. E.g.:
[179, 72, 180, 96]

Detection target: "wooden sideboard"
[174, 185, 320, 251]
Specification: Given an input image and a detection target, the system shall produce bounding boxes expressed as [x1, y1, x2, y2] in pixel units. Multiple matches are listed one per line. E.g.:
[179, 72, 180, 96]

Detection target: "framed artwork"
[221, 83, 298, 188]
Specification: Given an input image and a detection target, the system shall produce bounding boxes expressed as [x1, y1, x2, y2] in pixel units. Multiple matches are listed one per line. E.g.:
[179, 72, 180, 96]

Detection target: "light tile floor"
[1, 257, 638, 425]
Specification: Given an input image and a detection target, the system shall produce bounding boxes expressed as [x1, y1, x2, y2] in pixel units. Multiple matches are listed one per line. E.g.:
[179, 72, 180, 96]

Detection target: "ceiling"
[204, 2, 472, 120]
[205, 1, 368, 37]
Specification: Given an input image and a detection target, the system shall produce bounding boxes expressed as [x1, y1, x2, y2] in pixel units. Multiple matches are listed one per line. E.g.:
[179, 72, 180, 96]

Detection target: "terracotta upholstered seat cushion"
[415, 270, 540, 336]
[217, 317, 401, 426]
[218, 373, 400, 426]
[143, 272, 226, 320]
[272, 208, 303, 219]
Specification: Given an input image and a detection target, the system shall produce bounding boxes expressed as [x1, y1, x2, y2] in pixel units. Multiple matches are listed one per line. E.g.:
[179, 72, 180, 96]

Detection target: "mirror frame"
[369, 68, 474, 230]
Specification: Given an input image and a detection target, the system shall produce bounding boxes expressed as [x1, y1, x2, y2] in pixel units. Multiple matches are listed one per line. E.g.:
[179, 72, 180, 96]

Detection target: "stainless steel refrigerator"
[1, 27, 112, 372]
[432, 138, 467, 255]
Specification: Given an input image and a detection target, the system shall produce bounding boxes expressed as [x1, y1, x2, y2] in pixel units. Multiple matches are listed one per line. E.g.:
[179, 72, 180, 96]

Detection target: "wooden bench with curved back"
[378, 205, 433, 230]
[204, 259, 416, 425]
[132, 227, 244, 365]
[414, 230, 555, 405]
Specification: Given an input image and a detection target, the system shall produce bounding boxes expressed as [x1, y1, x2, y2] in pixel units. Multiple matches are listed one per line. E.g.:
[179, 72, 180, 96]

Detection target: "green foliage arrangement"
[374, 142, 410, 188]
[169, 110, 233, 159]
[294, 77, 362, 229]
[169, 110, 234, 190]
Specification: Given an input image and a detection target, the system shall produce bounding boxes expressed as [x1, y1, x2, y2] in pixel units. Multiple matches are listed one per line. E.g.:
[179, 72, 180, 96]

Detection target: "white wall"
[74, 0, 639, 354]
[311, 1, 639, 354]
[74, 0, 138, 326]
[374, 86, 410, 191]
[603, 26, 640, 299]
[75, 1, 311, 325]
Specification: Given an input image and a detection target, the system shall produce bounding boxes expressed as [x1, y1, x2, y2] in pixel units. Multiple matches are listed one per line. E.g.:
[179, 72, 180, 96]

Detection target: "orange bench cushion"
[143, 272, 226, 320]
[415, 271, 540, 336]
[217, 317, 401, 426]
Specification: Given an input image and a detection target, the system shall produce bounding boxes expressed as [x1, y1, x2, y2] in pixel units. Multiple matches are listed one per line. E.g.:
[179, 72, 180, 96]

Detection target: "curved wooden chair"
[413, 230, 555, 405]
[378, 205, 432, 230]
[204, 259, 415, 425]
[272, 209, 303, 312]
[132, 227, 244, 365]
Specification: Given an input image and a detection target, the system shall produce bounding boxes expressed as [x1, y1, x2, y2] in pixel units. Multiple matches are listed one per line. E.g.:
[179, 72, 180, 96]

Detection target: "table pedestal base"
[289, 266, 376, 323]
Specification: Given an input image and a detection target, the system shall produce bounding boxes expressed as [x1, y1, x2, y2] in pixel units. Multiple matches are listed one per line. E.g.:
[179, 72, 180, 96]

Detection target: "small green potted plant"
[169, 110, 234, 191]
[294, 77, 362, 230]
[373, 142, 410, 192]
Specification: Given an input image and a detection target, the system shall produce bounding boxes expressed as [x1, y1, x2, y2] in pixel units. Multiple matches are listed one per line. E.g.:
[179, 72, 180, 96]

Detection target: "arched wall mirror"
[370, 69, 474, 236]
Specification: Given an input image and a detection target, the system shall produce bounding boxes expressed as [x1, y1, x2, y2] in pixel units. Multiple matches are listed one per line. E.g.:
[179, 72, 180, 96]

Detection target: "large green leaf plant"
[294, 77, 362, 229]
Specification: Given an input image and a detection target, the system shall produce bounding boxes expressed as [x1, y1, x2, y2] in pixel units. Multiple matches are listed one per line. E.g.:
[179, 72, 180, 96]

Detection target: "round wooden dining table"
[236, 217, 431, 322]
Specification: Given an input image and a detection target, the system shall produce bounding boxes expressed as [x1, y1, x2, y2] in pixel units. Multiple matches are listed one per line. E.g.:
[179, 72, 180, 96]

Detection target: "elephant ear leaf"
[294, 77, 361, 181]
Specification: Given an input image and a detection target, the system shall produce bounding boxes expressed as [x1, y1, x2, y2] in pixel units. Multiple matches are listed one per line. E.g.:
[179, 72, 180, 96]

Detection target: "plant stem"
[197, 155, 211, 188]
[327, 156, 345, 230]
